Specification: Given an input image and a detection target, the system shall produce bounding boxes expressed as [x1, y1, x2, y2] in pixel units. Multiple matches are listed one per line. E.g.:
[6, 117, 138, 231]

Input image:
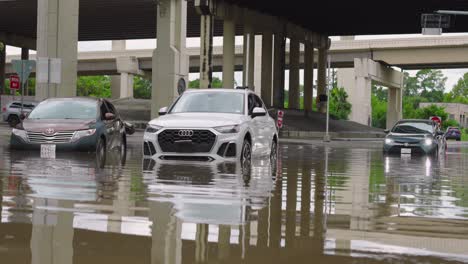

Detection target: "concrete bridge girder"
[338, 58, 403, 129]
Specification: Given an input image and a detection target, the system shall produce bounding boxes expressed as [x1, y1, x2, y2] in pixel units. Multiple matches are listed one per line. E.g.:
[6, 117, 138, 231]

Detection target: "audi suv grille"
[158, 129, 216, 153]
[26, 131, 74, 144]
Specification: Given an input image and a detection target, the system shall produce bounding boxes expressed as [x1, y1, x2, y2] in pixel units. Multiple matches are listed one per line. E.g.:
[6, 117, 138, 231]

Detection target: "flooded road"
[1, 131, 468, 263]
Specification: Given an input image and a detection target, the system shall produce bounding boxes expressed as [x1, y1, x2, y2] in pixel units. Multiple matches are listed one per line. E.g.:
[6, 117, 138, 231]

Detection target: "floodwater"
[1, 133, 468, 263]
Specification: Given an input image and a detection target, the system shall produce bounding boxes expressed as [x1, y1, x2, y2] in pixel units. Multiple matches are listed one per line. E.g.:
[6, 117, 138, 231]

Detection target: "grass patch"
[462, 132, 468, 142]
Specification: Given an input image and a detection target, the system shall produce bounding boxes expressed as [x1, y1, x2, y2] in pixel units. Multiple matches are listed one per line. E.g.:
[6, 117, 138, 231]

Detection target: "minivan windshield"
[28, 100, 97, 119]
[392, 122, 434, 134]
[170, 92, 244, 114]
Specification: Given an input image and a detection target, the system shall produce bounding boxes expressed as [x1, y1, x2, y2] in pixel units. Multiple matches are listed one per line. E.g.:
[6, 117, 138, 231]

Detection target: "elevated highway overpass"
[6, 35, 468, 77]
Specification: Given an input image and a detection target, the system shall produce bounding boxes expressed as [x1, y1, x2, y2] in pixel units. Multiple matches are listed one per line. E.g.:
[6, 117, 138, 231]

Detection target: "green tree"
[451, 72, 468, 98]
[77, 76, 111, 98]
[415, 69, 447, 102]
[403, 71, 419, 97]
[134, 76, 151, 99]
[188, 77, 223, 88]
[371, 94, 387, 128]
[329, 87, 352, 120]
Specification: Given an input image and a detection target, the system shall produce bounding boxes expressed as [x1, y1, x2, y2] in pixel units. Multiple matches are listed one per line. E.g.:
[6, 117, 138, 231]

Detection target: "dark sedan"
[445, 127, 462, 141]
[10, 97, 130, 162]
[383, 119, 446, 156]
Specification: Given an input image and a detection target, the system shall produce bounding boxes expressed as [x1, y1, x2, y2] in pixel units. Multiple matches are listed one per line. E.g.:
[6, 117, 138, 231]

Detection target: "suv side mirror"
[252, 107, 266, 118]
[105, 113, 116, 120]
[159, 107, 168, 116]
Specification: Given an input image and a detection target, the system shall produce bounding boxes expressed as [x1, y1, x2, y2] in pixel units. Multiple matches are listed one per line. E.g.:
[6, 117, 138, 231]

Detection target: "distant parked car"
[2, 101, 37, 127]
[445, 127, 461, 141]
[383, 119, 446, 156]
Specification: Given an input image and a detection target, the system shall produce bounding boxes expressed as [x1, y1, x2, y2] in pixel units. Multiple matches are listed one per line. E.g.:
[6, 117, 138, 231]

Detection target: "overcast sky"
[6, 33, 468, 91]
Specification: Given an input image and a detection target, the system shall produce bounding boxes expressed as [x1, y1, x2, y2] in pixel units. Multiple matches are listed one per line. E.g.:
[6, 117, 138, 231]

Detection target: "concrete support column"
[222, 18, 235, 88]
[261, 31, 273, 107]
[273, 33, 285, 108]
[317, 48, 327, 113]
[387, 87, 402, 129]
[0, 43, 5, 95]
[243, 24, 255, 87]
[151, 0, 188, 118]
[199, 14, 214, 88]
[304, 42, 314, 113]
[111, 41, 133, 99]
[35, 0, 79, 100]
[289, 38, 300, 109]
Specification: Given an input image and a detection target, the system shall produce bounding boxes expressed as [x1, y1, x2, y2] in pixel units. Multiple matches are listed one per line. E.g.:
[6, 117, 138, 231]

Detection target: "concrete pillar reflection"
[273, 33, 286, 108]
[256, 203, 269, 248]
[269, 173, 283, 248]
[30, 199, 74, 264]
[218, 225, 231, 261]
[288, 38, 300, 109]
[317, 48, 327, 113]
[304, 42, 314, 113]
[35, 0, 79, 100]
[285, 163, 297, 248]
[222, 18, 236, 88]
[0, 42, 5, 95]
[195, 223, 209, 263]
[300, 164, 311, 237]
[150, 201, 182, 264]
[242, 25, 255, 87]
[261, 31, 273, 107]
[151, 0, 188, 118]
[312, 149, 327, 254]
[199, 15, 214, 88]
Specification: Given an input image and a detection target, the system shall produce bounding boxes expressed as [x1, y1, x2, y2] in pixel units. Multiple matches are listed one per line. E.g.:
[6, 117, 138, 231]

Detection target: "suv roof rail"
[235, 86, 253, 90]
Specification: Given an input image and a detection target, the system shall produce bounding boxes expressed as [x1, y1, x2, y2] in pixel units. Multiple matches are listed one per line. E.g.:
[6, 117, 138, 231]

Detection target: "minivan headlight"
[424, 138, 433, 146]
[71, 129, 96, 142]
[214, 125, 240, 134]
[12, 128, 28, 142]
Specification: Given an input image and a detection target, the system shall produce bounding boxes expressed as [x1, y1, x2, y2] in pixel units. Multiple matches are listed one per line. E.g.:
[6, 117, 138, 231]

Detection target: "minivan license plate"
[401, 148, 411, 154]
[41, 144, 56, 159]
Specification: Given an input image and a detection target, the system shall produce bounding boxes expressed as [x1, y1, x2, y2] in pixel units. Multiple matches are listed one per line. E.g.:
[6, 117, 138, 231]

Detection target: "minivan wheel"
[8, 115, 20, 127]
[241, 139, 252, 166]
[96, 137, 106, 167]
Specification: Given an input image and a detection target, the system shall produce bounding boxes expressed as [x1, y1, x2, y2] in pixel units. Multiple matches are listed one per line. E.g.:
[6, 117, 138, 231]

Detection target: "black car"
[10, 97, 133, 163]
[445, 127, 462, 141]
[383, 119, 446, 156]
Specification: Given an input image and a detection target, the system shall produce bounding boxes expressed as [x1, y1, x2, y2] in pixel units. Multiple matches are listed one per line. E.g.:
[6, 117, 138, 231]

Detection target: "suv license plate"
[41, 144, 56, 159]
[401, 148, 411, 154]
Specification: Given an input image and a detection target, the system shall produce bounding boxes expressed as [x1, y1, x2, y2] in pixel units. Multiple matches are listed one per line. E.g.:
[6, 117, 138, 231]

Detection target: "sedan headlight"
[146, 124, 162, 133]
[214, 125, 240, 134]
[424, 138, 433, 146]
[71, 129, 96, 142]
[385, 138, 393, 144]
[12, 128, 28, 142]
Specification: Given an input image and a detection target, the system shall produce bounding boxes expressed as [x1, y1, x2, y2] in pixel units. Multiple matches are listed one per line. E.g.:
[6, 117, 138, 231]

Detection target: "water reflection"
[0, 140, 468, 263]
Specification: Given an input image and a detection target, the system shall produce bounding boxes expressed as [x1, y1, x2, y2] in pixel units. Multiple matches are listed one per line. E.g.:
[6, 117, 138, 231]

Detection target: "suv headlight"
[146, 124, 162, 133]
[385, 138, 393, 144]
[71, 129, 96, 142]
[214, 125, 240, 134]
[12, 128, 28, 142]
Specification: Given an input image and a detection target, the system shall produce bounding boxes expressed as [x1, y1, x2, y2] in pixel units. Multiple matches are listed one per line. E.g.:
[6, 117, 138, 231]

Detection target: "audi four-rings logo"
[178, 130, 194, 137]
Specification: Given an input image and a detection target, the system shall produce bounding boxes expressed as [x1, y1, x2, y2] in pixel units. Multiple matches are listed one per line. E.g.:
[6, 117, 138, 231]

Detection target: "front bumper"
[383, 141, 437, 154]
[10, 133, 99, 151]
[143, 128, 242, 161]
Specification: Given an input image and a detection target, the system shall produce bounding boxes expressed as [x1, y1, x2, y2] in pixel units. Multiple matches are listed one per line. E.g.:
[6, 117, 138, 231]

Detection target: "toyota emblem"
[404, 143, 409, 147]
[178, 130, 194, 137]
[44, 128, 55, 136]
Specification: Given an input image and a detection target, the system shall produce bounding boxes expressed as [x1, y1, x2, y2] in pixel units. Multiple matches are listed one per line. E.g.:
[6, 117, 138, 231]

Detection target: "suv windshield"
[28, 100, 97, 119]
[170, 92, 244, 114]
[392, 122, 434, 134]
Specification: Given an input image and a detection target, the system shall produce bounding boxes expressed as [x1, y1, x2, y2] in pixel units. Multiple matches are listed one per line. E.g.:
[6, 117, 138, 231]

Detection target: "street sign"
[9, 75, 20, 90]
[277, 110, 284, 129]
[430, 116, 442, 125]
[11, 60, 36, 84]
[37, 57, 62, 84]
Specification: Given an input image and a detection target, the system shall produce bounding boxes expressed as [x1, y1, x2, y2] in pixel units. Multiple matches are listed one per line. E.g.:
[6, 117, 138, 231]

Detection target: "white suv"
[143, 89, 278, 163]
